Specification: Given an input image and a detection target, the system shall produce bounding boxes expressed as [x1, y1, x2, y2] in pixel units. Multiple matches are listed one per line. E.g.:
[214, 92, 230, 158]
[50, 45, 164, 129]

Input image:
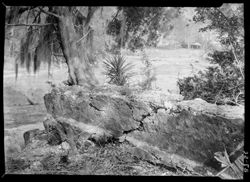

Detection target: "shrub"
[177, 51, 244, 105]
[139, 50, 157, 90]
[184, 5, 245, 106]
[103, 54, 134, 86]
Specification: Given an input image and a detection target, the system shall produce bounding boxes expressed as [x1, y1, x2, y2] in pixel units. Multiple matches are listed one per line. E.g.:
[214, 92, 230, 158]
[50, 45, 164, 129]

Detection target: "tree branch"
[38, 7, 62, 19]
[214, 7, 244, 80]
[111, 8, 121, 22]
[26, 7, 32, 24]
[2, 2, 7, 8]
[32, 9, 41, 24]
[17, 6, 39, 15]
[6, 23, 54, 27]
[85, 6, 99, 26]
[76, 29, 91, 43]
[229, 40, 244, 79]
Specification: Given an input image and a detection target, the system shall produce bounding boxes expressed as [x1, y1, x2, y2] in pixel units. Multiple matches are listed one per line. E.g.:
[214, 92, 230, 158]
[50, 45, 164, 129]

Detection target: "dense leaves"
[178, 4, 244, 106]
[106, 7, 165, 52]
[178, 51, 244, 105]
[178, 66, 244, 105]
[193, 5, 244, 63]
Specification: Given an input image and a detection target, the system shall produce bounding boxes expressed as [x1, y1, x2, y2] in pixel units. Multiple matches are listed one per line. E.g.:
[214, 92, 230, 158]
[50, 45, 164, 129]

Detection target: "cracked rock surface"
[40, 85, 244, 174]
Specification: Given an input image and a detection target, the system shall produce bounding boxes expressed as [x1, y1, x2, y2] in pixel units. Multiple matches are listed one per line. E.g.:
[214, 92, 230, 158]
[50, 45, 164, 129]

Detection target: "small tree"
[178, 4, 244, 105]
[139, 49, 156, 90]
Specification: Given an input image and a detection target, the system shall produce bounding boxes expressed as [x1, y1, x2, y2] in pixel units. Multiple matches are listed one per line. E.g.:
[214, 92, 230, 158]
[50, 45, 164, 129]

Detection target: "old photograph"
[3, 5, 245, 178]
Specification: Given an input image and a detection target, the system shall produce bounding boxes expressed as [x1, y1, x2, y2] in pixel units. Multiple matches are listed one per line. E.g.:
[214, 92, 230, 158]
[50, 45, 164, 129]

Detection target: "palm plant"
[103, 54, 134, 86]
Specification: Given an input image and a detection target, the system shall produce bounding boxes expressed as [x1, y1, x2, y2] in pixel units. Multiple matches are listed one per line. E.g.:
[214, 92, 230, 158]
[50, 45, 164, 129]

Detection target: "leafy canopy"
[178, 4, 244, 105]
[106, 7, 179, 52]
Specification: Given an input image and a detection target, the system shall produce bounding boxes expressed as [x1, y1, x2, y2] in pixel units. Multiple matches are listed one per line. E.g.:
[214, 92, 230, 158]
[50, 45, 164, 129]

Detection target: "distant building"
[190, 42, 201, 49]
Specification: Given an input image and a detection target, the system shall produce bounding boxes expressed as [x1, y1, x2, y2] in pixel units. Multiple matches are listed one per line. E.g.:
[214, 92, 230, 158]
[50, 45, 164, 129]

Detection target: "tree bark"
[56, 9, 98, 87]
[119, 10, 126, 51]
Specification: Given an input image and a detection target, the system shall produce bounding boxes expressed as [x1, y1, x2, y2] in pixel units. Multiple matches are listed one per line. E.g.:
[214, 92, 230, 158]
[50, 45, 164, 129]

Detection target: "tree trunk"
[56, 10, 98, 87]
[119, 10, 126, 51]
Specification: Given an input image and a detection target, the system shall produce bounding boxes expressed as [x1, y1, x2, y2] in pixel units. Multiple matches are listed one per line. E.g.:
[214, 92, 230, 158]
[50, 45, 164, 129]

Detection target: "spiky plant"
[103, 54, 134, 86]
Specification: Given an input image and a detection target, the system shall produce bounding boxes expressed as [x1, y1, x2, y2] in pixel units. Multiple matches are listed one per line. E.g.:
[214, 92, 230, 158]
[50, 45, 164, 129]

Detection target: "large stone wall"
[43, 85, 244, 173]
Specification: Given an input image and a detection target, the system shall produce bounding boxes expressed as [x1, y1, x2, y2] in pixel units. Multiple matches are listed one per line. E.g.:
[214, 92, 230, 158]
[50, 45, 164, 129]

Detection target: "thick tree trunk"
[56, 11, 97, 87]
[119, 10, 126, 51]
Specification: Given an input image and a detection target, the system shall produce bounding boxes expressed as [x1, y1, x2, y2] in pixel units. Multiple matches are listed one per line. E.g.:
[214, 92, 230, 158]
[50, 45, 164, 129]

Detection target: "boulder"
[4, 122, 44, 157]
[41, 86, 244, 174]
[23, 129, 48, 146]
[126, 109, 244, 171]
[44, 86, 143, 138]
[176, 98, 244, 121]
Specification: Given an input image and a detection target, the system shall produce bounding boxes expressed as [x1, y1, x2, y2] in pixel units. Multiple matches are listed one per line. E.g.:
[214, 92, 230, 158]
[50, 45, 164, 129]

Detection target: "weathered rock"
[29, 161, 43, 171]
[132, 147, 155, 162]
[23, 129, 48, 146]
[127, 109, 244, 172]
[59, 141, 70, 150]
[5, 122, 44, 157]
[15, 138, 73, 167]
[42, 86, 244, 174]
[43, 117, 65, 145]
[43, 116, 89, 154]
[177, 98, 244, 121]
[82, 140, 95, 149]
[44, 87, 143, 138]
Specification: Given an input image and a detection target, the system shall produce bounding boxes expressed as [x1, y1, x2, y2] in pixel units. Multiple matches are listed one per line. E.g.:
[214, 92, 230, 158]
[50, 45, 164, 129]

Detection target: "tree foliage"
[178, 4, 244, 105]
[106, 7, 166, 52]
[194, 4, 244, 65]
[158, 7, 181, 37]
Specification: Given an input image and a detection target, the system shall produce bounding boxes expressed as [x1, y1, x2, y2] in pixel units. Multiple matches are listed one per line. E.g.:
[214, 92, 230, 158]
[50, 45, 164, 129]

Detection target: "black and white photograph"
[3, 4, 245, 179]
